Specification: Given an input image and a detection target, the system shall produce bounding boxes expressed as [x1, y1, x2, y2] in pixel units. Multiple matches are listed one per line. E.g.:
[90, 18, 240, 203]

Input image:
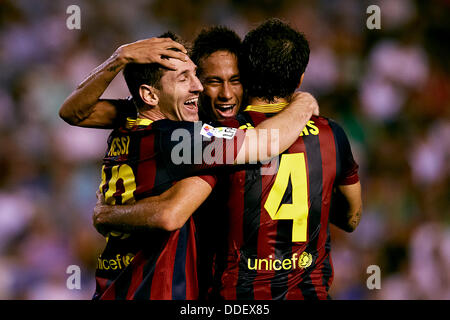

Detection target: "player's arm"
[157, 92, 318, 179]
[329, 182, 362, 232]
[328, 120, 362, 232]
[59, 37, 188, 128]
[94, 176, 213, 235]
[235, 91, 319, 163]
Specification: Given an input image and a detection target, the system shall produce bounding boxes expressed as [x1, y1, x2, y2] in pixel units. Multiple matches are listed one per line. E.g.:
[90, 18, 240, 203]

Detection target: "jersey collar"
[244, 102, 288, 113]
[126, 117, 154, 129]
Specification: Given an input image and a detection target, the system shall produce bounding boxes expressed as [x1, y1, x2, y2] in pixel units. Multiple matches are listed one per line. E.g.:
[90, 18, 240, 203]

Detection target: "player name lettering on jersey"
[238, 119, 318, 136]
[108, 136, 130, 156]
[299, 120, 319, 136]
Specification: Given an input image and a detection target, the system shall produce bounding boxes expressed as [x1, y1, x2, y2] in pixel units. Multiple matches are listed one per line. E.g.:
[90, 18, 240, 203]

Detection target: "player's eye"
[207, 79, 222, 85]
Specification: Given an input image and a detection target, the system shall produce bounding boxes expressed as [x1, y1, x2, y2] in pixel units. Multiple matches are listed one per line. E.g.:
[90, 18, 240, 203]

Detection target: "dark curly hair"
[190, 26, 242, 74]
[123, 31, 183, 108]
[239, 18, 310, 102]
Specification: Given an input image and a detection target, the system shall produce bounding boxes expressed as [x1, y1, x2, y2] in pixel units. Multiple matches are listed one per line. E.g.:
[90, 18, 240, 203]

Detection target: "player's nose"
[218, 82, 232, 100]
[190, 75, 203, 93]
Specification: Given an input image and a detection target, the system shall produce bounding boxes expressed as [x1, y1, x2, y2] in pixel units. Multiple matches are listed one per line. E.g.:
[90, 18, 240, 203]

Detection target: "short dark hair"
[123, 31, 183, 108]
[190, 26, 242, 73]
[239, 18, 310, 102]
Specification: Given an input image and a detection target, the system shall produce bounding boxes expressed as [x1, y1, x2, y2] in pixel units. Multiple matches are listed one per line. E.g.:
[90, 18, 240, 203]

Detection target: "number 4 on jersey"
[264, 153, 309, 242]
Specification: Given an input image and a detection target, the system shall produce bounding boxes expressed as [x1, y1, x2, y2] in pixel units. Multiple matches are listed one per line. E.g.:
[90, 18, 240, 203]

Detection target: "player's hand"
[115, 37, 188, 70]
[93, 190, 110, 236]
[292, 91, 319, 116]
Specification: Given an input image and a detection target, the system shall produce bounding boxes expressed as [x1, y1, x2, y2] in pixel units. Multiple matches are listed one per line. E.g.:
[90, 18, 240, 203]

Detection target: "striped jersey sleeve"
[328, 120, 359, 185]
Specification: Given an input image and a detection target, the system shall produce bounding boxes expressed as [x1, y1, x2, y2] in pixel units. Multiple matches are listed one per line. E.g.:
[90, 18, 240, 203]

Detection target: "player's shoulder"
[110, 118, 154, 138]
[152, 118, 185, 130]
[230, 110, 266, 127]
[117, 118, 194, 132]
[311, 115, 344, 131]
[303, 116, 352, 143]
[245, 110, 268, 123]
[310, 115, 330, 125]
[144, 119, 201, 134]
[314, 116, 353, 146]
[216, 111, 266, 129]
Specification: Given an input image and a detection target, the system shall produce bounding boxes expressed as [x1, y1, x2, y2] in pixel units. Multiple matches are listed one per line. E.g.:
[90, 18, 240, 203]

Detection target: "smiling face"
[157, 57, 204, 122]
[198, 50, 243, 121]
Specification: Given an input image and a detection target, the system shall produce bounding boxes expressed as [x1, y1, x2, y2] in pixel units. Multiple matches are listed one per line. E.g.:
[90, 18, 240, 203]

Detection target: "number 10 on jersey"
[99, 164, 137, 205]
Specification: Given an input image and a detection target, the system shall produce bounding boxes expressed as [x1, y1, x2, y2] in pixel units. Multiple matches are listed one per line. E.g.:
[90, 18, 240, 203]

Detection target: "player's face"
[158, 57, 203, 122]
[198, 51, 243, 120]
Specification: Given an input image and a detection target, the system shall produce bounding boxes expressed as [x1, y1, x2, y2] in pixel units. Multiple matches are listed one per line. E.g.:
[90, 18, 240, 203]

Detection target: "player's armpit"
[93, 176, 213, 234]
[329, 181, 362, 232]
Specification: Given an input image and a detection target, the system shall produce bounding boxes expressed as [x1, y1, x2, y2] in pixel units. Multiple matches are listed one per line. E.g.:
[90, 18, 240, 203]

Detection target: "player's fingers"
[161, 38, 187, 53]
[160, 49, 188, 62]
[96, 190, 102, 202]
[92, 203, 105, 230]
[96, 190, 106, 205]
[92, 206, 100, 227]
[93, 213, 107, 236]
[157, 57, 177, 70]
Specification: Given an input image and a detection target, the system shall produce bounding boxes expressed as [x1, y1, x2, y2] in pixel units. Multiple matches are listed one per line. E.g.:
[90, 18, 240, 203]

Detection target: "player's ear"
[296, 73, 305, 89]
[139, 84, 159, 106]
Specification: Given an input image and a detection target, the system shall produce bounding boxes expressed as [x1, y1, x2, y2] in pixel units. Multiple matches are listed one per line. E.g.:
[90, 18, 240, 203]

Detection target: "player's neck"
[137, 106, 166, 121]
[248, 97, 289, 106]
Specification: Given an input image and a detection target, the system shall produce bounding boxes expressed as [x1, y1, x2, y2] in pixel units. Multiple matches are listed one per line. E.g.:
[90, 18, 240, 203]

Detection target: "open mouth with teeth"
[184, 97, 199, 111]
[215, 104, 236, 118]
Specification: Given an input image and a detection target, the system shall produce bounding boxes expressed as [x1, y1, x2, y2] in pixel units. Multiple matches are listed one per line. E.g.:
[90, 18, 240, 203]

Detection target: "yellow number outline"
[264, 153, 309, 242]
[99, 164, 137, 205]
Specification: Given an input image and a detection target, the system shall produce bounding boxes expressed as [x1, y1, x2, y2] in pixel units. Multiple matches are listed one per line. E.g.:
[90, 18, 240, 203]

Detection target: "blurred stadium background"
[0, 0, 448, 299]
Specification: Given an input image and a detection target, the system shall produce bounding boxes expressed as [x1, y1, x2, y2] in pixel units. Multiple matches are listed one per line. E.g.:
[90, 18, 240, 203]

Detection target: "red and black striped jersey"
[211, 109, 359, 300]
[94, 118, 244, 300]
